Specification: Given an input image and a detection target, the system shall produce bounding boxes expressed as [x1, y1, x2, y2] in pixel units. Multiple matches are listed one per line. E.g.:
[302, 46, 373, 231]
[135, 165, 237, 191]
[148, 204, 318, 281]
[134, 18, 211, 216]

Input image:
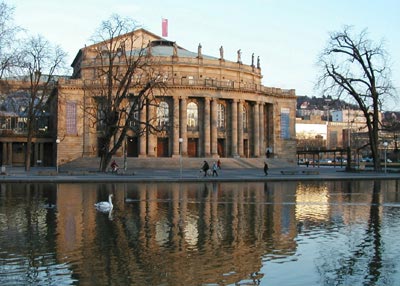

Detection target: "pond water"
[0, 180, 400, 286]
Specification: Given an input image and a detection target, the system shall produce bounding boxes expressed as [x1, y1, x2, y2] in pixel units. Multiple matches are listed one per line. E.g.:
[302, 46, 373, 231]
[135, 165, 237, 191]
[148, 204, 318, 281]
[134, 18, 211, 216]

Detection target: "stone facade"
[53, 29, 297, 166]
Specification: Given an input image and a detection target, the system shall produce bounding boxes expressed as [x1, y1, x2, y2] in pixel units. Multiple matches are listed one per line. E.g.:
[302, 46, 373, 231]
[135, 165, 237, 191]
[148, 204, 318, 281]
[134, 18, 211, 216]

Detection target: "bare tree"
[0, 1, 21, 79]
[16, 35, 67, 171]
[84, 14, 167, 172]
[317, 26, 396, 171]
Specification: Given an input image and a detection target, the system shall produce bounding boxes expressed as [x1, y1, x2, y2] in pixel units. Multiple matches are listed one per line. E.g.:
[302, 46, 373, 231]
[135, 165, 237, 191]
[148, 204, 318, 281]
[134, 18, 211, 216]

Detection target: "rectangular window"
[66, 101, 77, 134]
[280, 108, 290, 139]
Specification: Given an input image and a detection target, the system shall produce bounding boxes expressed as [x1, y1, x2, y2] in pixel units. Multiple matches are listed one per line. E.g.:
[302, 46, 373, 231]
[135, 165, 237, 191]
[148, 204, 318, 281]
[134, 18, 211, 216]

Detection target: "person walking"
[201, 161, 210, 177]
[217, 159, 221, 169]
[111, 160, 119, 173]
[212, 161, 219, 177]
[264, 161, 269, 176]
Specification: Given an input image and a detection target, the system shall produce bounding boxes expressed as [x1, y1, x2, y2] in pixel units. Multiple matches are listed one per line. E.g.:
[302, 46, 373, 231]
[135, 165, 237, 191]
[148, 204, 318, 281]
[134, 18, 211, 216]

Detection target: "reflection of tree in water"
[318, 180, 392, 285]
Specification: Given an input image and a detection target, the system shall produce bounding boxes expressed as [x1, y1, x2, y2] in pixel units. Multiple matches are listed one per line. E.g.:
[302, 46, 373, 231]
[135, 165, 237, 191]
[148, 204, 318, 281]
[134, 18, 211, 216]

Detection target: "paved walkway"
[1, 163, 399, 183]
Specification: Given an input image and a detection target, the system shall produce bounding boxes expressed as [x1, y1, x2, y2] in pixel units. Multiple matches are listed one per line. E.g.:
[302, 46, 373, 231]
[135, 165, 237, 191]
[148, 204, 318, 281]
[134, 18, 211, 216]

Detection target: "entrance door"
[13, 142, 25, 166]
[157, 138, 169, 157]
[244, 139, 249, 158]
[127, 137, 138, 157]
[43, 143, 53, 166]
[187, 138, 198, 157]
[217, 139, 225, 157]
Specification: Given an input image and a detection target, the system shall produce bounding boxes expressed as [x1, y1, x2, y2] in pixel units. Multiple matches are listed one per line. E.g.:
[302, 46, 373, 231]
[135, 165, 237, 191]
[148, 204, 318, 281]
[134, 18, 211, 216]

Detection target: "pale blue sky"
[5, 0, 400, 109]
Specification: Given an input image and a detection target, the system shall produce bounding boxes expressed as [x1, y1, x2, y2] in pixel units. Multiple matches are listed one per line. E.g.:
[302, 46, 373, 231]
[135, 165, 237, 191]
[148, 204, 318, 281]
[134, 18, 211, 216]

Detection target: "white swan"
[43, 202, 56, 210]
[95, 194, 113, 212]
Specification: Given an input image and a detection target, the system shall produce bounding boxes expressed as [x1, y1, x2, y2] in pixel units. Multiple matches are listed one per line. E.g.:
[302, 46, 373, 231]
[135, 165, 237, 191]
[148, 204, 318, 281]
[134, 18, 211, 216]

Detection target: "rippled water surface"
[1, 180, 400, 285]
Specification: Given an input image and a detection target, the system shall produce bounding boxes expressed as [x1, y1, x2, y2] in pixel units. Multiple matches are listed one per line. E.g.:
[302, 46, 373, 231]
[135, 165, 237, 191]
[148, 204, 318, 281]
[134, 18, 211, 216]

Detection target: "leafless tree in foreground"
[85, 14, 167, 172]
[317, 26, 396, 171]
[0, 1, 21, 79]
[16, 35, 67, 171]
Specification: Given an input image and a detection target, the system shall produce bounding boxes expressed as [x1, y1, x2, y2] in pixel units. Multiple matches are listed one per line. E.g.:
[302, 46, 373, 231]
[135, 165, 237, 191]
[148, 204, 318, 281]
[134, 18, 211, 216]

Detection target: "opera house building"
[1, 29, 296, 167]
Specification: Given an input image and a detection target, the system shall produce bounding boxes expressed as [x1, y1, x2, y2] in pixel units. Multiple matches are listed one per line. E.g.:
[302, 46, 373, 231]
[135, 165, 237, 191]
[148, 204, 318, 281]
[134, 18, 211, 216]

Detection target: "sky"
[5, 0, 400, 110]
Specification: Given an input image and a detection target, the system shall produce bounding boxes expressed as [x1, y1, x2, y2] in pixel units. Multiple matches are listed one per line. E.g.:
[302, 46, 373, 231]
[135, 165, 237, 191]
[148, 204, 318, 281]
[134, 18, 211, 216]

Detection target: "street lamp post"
[56, 139, 60, 173]
[124, 137, 127, 172]
[383, 141, 388, 173]
[179, 138, 183, 178]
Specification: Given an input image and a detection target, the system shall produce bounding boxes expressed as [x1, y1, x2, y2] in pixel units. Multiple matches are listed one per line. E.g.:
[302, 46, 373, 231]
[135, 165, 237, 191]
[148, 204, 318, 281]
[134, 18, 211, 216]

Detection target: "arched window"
[217, 103, 225, 129]
[157, 101, 169, 129]
[187, 102, 198, 128]
[243, 105, 248, 131]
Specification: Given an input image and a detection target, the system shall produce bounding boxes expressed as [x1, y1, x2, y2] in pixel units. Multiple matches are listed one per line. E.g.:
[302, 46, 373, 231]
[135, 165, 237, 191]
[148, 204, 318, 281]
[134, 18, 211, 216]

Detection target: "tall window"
[66, 101, 77, 134]
[96, 100, 106, 131]
[243, 105, 248, 131]
[217, 103, 225, 129]
[187, 102, 198, 128]
[128, 99, 139, 130]
[280, 107, 290, 139]
[157, 101, 169, 129]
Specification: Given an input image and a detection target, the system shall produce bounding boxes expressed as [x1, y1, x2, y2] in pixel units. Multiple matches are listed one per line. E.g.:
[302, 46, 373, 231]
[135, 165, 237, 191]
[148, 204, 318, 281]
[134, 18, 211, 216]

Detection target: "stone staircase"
[61, 157, 295, 171]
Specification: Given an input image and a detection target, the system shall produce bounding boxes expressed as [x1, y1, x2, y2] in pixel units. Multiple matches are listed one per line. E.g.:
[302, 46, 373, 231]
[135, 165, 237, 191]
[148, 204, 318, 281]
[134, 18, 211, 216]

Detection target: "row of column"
[1, 142, 45, 165]
[137, 97, 268, 158]
[1, 142, 12, 165]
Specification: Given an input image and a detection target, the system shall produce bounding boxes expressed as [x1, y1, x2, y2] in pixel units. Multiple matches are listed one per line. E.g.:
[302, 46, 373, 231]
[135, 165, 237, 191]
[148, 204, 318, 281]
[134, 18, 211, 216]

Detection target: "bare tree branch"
[14, 35, 67, 171]
[0, 1, 22, 79]
[82, 14, 168, 172]
[316, 26, 397, 171]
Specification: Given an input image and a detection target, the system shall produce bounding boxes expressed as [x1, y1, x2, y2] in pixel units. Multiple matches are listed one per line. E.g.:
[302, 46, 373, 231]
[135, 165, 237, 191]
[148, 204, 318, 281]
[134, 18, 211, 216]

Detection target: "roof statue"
[173, 42, 178, 57]
[197, 43, 202, 58]
[147, 40, 152, 56]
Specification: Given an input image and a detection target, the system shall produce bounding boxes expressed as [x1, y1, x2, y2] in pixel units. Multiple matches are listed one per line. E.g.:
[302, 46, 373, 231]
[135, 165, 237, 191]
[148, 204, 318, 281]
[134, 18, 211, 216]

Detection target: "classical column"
[204, 97, 211, 157]
[2, 142, 7, 165]
[34, 143, 39, 165]
[7, 142, 12, 165]
[172, 97, 180, 157]
[253, 102, 260, 157]
[180, 97, 188, 156]
[231, 99, 238, 157]
[139, 103, 147, 157]
[259, 102, 265, 156]
[238, 100, 244, 157]
[211, 99, 218, 157]
[148, 101, 157, 157]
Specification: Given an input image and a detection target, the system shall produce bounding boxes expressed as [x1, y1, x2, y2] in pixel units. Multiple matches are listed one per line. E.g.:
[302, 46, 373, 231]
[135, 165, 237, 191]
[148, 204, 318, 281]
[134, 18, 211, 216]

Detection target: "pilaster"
[238, 100, 244, 157]
[211, 99, 218, 157]
[172, 96, 180, 157]
[180, 97, 188, 156]
[231, 99, 238, 157]
[204, 97, 211, 156]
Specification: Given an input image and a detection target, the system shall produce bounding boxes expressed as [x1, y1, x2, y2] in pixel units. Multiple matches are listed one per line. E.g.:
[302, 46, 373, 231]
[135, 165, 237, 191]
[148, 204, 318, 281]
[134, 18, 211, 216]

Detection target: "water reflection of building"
[51, 182, 299, 285]
[294, 180, 392, 233]
[3, 181, 397, 285]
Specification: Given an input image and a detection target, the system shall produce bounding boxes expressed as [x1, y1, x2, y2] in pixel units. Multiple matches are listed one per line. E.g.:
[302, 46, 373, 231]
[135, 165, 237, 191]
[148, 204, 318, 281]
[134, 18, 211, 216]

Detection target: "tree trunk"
[100, 152, 113, 172]
[24, 137, 32, 172]
[346, 146, 352, 171]
[24, 122, 34, 172]
[99, 136, 113, 172]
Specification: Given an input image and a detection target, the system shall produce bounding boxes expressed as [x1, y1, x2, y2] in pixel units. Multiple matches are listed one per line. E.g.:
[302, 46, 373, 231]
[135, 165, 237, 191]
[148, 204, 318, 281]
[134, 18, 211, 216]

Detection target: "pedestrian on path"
[201, 161, 210, 177]
[212, 161, 219, 177]
[111, 160, 119, 173]
[264, 161, 269, 176]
